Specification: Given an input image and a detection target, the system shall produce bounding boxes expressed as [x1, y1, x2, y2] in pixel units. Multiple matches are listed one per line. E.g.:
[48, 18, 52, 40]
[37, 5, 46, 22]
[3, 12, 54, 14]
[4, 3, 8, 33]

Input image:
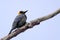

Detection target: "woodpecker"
[9, 10, 28, 34]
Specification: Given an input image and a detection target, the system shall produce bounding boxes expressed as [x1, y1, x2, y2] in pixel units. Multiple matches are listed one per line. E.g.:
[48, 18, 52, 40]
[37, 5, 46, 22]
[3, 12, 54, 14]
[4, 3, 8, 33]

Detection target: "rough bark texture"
[1, 9, 60, 40]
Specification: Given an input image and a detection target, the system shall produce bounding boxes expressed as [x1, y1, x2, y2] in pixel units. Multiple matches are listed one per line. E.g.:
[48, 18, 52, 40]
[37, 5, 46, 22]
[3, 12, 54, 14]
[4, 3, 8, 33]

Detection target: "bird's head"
[18, 10, 28, 15]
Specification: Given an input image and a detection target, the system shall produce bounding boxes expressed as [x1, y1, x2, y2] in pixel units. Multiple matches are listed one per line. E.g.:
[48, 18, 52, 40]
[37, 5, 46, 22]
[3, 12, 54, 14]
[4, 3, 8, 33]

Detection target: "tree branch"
[1, 9, 60, 40]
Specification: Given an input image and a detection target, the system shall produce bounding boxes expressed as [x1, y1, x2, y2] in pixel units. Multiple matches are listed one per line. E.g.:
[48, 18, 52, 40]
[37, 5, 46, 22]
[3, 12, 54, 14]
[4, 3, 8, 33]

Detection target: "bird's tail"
[8, 28, 14, 34]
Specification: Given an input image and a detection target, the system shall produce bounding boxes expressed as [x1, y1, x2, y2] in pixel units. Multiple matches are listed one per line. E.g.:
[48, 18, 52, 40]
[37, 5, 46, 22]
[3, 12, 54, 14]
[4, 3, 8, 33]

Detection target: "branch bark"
[1, 9, 60, 40]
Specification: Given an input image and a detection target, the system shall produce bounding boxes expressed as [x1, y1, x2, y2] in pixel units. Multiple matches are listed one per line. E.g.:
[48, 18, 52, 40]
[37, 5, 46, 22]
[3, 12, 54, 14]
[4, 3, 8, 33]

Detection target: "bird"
[8, 10, 28, 34]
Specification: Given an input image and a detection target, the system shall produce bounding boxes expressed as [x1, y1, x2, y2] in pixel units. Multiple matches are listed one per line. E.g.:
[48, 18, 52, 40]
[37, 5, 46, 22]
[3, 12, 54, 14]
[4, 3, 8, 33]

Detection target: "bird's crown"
[18, 10, 28, 15]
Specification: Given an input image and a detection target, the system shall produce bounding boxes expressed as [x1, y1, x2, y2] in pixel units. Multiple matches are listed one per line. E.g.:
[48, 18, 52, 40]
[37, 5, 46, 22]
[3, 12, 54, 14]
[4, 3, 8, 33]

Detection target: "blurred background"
[0, 0, 60, 40]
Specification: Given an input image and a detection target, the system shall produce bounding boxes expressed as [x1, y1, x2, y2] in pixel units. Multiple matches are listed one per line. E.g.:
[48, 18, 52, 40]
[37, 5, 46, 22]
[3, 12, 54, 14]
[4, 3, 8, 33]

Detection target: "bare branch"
[1, 9, 60, 40]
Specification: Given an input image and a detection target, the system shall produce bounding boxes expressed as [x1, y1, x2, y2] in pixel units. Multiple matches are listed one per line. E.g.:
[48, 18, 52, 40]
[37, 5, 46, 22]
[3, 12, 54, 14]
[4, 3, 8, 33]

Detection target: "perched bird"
[8, 10, 28, 34]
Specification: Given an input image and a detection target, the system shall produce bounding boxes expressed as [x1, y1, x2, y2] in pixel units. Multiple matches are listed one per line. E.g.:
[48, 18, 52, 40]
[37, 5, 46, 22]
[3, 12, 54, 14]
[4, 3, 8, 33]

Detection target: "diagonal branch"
[1, 9, 60, 40]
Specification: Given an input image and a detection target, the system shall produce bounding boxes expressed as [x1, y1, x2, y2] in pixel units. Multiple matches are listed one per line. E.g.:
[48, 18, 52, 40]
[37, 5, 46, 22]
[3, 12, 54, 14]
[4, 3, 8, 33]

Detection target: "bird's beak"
[24, 10, 28, 13]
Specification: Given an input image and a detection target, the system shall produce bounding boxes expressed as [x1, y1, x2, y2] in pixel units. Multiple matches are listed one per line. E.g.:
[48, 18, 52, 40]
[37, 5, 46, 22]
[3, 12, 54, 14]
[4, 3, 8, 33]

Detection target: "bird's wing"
[12, 15, 24, 29]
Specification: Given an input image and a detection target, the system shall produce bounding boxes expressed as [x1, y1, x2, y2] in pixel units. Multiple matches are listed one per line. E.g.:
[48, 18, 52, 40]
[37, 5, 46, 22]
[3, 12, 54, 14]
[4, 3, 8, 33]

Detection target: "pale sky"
[0, 0, 60, 40]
